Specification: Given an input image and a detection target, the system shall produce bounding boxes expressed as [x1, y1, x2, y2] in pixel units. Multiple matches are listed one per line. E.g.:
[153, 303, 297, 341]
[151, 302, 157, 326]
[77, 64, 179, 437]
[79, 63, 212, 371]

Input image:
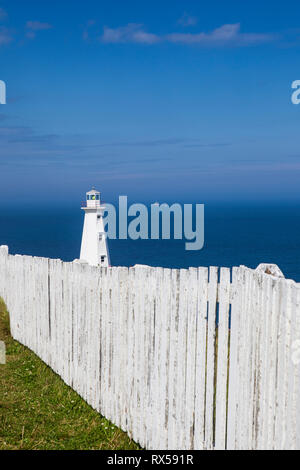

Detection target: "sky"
[1, 0, 300, 205]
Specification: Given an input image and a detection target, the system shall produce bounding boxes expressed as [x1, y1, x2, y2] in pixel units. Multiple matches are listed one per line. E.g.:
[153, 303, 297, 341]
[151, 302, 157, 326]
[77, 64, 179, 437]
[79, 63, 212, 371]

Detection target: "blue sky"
[1, 0, 300, 205]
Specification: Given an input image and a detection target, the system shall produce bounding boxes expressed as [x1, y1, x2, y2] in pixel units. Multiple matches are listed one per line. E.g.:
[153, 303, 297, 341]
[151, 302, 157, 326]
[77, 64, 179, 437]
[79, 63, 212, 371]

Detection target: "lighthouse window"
[101, 256, 105, 263]
[87, 194, 99, 200]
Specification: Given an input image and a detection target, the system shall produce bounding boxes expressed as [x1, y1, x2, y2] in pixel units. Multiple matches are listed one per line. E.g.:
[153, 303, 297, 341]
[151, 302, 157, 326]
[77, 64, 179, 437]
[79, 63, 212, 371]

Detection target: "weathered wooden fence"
[0, 245, 300, 450]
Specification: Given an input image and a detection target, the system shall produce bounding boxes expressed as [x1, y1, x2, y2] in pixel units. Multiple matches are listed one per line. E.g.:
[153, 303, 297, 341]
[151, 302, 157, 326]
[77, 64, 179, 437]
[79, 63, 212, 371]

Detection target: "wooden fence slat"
[194, 267, 208, 450]
[241, 268, 254, 449]
[185, 268, 198, 449]
[275, 279, 292, 449]
[266, 277, 280, 450]
[248, 270, 261, 449]
[167, 269, 180, 450]
[226, 266, 242, 450]
[236, 266, 246, 450]
[285, 281, 297, 450]
[177, 269, 189, 449]
[215, 267, 230, 450]
[258, 275, 272, 449]
[140, 267, 150, 448]
[147, 267, 158, 450]
[294, 285, 300, 450]
[205, 266, 218, 450]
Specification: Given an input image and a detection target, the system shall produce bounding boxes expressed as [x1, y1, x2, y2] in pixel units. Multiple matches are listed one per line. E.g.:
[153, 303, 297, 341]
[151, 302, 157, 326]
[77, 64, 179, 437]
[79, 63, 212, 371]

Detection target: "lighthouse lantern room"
[80, 188, 110, 267]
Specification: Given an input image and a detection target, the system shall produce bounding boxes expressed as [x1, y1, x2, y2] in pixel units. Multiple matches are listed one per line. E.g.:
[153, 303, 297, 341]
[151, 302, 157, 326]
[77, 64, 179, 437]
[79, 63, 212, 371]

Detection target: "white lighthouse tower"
[80, 188, 110, 267]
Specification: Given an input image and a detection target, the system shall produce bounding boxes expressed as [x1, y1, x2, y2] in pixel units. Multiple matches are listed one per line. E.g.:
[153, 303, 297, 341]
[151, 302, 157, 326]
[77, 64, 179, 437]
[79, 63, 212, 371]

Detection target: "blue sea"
[0, 203, 300, 282]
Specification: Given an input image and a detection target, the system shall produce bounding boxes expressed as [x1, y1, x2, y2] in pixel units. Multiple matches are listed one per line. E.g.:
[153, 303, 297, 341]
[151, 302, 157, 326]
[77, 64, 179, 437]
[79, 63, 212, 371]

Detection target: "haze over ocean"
[0, 203, 299, 282]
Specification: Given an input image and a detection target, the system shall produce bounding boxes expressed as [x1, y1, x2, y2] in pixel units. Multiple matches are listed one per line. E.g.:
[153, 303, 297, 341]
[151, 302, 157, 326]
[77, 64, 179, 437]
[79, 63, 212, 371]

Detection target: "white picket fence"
[0, 245, 300, 450]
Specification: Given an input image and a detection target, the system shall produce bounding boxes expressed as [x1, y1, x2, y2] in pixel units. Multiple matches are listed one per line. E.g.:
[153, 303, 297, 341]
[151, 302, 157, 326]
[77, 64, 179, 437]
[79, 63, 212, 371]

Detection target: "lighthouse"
[80, 188, 110, 267]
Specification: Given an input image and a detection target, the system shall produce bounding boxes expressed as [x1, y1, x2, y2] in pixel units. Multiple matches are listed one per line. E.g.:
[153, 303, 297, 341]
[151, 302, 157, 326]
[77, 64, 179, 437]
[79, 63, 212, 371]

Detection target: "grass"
[0, 299, 139, 450]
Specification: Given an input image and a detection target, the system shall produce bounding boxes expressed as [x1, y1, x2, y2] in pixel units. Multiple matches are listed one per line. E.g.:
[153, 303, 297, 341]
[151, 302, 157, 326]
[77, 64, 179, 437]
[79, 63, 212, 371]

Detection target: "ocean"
[0, 203, 299, 282]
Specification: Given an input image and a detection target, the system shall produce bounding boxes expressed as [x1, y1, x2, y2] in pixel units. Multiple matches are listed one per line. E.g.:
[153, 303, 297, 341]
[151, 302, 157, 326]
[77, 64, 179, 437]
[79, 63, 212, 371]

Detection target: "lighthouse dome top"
[87, 188, 100, 195]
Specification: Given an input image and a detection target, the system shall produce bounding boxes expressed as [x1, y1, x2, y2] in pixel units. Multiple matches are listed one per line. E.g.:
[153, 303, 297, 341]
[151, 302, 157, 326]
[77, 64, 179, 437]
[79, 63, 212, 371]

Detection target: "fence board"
[266, 277, 280, 449]
[194, 267, 208, 450]
[185, 268, 198, 450]
[215, 267, 230, 450]
[205, 266, 218, 450]
[176, 269, 189, 449]
[227, 266, 242, 450]
[167, 269, 180, 450]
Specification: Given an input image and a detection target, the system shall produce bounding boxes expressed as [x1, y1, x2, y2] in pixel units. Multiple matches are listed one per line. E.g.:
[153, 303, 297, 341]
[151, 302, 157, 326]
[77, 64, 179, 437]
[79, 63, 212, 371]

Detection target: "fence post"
[0, 245, 9, 300]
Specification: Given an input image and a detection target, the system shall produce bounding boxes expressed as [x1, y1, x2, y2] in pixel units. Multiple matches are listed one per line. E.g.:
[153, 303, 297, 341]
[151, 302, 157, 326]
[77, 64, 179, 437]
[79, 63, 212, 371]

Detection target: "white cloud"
[0, 7, 7, 21]
[25, 20, 52, 40]
[26, 30, 36, 39]
[0, 26, 12, 45]
[167, 23, 275, 45]
[101, 23, 160, 44]
[100, 22, 275, 47]
[82, 20, 97, 42]
[26, 21, 52, 31]
[178, 13, 198, 27]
